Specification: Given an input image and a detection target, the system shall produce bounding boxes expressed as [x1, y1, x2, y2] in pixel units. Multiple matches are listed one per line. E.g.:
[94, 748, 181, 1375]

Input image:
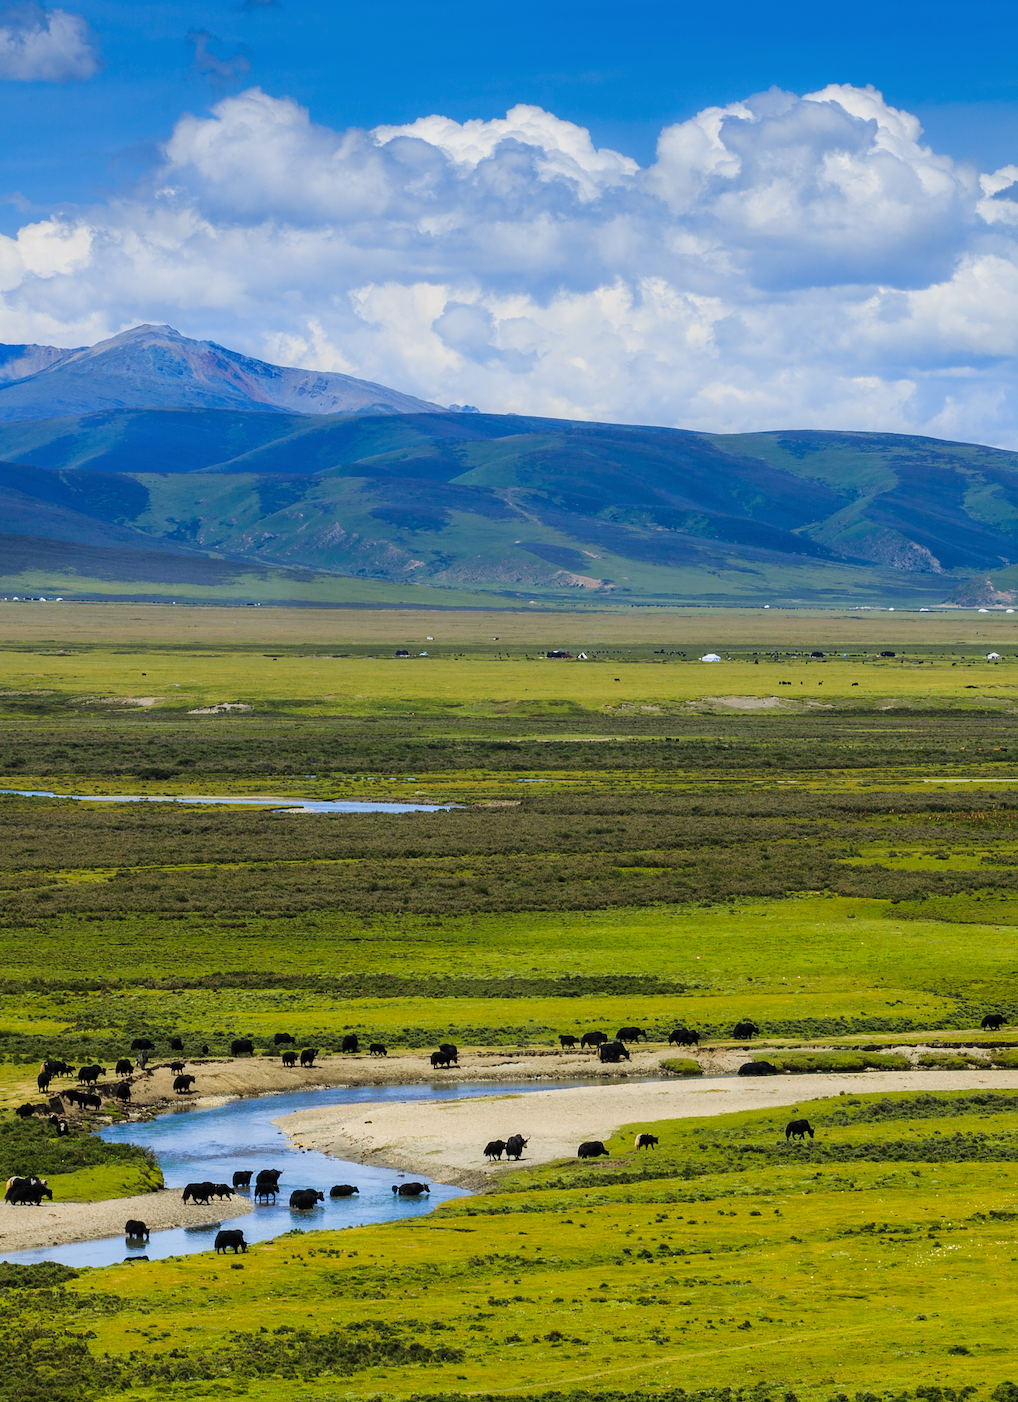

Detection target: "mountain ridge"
[0, 325, 441, 422]
[2, 408, 1017, 607]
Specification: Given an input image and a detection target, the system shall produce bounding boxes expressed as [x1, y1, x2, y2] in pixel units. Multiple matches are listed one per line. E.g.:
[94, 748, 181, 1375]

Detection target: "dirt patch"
[704, 695, 787, 710]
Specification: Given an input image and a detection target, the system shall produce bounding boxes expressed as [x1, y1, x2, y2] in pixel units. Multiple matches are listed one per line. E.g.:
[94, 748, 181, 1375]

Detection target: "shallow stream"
[3, 1080, 586, 1269]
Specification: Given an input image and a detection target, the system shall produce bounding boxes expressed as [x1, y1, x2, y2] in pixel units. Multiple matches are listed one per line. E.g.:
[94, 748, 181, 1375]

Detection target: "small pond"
[0, 789, 453, 814]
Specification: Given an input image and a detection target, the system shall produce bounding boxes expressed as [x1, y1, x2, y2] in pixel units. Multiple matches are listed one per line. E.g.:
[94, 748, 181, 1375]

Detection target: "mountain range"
[0, 325, 1016, 607]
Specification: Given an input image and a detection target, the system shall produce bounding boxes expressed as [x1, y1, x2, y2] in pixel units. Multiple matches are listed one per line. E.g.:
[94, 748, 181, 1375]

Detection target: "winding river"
[4, 1080, 587, 1270]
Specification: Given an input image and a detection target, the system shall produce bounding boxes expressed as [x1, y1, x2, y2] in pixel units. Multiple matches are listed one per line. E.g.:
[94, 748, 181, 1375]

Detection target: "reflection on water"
[2, 1080, 587, 1269]
[0, 789, 452, 814]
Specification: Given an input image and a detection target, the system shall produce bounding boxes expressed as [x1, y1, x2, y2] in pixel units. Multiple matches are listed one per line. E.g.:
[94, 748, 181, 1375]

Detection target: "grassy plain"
[9, 1090, 1018, 1402]
[4, 605, 1018, 1402]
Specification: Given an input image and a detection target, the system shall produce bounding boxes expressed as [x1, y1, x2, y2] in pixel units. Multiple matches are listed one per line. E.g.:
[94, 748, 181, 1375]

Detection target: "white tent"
[988, 652, 1002, 660]
[700, 653, 722, 662]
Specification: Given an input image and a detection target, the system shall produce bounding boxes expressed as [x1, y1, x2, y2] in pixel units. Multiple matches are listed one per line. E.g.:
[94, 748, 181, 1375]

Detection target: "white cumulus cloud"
[5, 83, 1018, 444]
[0, 2, 99, 82]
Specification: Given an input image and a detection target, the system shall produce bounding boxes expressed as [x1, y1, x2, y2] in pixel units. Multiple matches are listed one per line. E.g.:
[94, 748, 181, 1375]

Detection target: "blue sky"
[3, 0, 1018, 443]
[5, 0, 1018, 219]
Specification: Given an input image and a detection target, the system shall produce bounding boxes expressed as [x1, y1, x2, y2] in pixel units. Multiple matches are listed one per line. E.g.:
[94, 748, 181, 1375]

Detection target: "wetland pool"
[0, 789, 454, 814]
[2, 1080, 590, 1269]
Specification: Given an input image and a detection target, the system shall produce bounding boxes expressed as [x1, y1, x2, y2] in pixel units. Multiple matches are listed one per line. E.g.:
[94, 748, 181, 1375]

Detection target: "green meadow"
[9, 1090, 1018, 1402]
[4, 605, 1018, 1402]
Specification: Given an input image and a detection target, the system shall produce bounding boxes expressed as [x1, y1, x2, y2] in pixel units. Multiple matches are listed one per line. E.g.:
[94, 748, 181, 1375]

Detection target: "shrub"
[660, 1057, 702, 1077]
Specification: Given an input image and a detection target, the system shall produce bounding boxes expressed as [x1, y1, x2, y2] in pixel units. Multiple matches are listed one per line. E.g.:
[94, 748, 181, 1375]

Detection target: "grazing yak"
[369, 1043, 387, 1056]
[115, 1059, 133, 1077]
[231, 1039, 254, 1057]
[14, 1103, 35, 1119]
[36, 1069, 51, 1094]
[213, 1184, 234, 1200]
[785, 1118, 815, 1141]
[982, 1013, 1007, 1031]
[330, 1184, 359, 1197]
[616, 1027, 647, 1043]
[431, 1050, 456, 1069]
[738, 1061, 779, 1076]
[6, 1177, 52, 1205]
[130, 1038, 154, 1053]
[232, 1171, 253, 1189]
[168, 1060, 185, 1074]
[577, 1141, 610, 1159]
[484, 1140, 506, 1161]
[732, 1020, 760, 1040]
[125, 1220, 150, 1240]
[580, 1032, 608, 1051]
[169, 1037, 184, 1052]
[289, 1188, 324, 1210]
[173, 1074, 196, 1095]
[598, 1040, 630, 1064]
[77, 1065, 106, 1086]
[273, 1032, 294, 1046]
[112, 1082, 131, 1105]
[300, 1048, 318, 1067]
[63, 1090, 100, 1112]
[635, 1133, 659, 1149]
[215, 1229, 247, 1254]
[281, 1051, 297, 1068]
[392, 1182, 430, 1197]
[181, 1182, 215, 1204]
[505, 1134, 528, 1161]
[340, 1036, 358, 1054]
[668, 1028, 699, 1047]
[558, 1035, 579, 1049]
[49, 1116, 68, 1136]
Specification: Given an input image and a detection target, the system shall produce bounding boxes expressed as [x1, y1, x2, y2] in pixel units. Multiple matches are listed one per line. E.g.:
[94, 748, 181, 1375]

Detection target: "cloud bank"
[0, 2, 99, 81]
[3, 83, 1018, 441]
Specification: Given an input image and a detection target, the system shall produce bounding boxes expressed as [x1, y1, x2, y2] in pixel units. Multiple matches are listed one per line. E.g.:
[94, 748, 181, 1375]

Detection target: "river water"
[3, 1080, 587, 1269]
[0, 789, 453, 815]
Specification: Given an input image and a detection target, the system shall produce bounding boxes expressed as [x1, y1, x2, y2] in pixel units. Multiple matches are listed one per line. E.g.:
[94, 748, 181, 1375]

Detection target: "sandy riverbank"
[45, 1046, 690, 1117]
[0, 1187, 252, 1255]
[276, 1067, 1018, 1189]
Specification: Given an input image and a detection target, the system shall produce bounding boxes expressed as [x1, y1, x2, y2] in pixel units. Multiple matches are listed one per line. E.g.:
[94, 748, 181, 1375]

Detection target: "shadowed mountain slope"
[3, 408, 1018, 606]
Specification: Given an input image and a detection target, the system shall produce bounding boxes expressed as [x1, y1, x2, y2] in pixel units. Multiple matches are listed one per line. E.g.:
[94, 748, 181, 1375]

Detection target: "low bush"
[757, 1051, 910, 1073]
[660, 1057, 702, 1077]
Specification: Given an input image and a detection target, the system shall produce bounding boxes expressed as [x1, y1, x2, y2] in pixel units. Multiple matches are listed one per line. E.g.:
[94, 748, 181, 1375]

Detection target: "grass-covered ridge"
[0, 1115, 161, 1199]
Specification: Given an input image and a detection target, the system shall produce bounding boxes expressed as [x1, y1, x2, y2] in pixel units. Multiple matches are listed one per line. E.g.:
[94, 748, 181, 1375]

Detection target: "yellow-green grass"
[0, 985, 952, 1047]
[0, 894, 986, 988]
[5, 602, 1018, 649]
[0, 896, 1008, 1059]
[3, 646, 1018, 718]
[40, 1158, 163, 1200]
[38, 1091, 1018, 1402]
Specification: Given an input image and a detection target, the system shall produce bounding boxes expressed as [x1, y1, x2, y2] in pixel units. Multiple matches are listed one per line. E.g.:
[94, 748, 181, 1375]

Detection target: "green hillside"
[2, 410, 1017, 605]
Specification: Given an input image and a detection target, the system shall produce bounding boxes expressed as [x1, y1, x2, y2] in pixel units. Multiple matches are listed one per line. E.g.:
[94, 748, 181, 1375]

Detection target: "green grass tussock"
[660, 1057, 703, 1076]
[755, 1051, 911, 1073]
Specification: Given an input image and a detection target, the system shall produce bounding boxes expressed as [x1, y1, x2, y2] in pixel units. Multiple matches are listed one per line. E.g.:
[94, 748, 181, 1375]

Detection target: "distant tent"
[700, 653, 721, 662]
[988, 652, 1002, 660]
